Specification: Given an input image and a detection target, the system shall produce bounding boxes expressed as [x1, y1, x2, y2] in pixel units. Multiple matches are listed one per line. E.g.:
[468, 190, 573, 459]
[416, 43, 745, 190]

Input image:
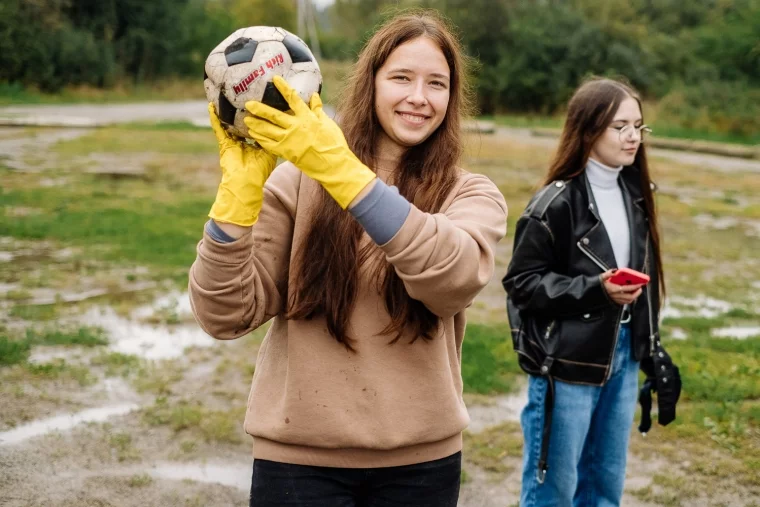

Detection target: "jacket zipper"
[642, 231, 655, 355]
[577, 240, 623, 382]
[576, 241, 609, 271]
[545, 321, 555, 340]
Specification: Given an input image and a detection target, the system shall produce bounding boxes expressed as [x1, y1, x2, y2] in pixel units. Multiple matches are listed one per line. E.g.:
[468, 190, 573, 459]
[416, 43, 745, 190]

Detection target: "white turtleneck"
[586, 158, 630, 269]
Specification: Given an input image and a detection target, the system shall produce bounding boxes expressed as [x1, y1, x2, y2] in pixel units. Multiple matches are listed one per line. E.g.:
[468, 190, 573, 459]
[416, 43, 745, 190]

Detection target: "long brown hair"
[543, 76, 665, 300]
[286, 11, 474, 349]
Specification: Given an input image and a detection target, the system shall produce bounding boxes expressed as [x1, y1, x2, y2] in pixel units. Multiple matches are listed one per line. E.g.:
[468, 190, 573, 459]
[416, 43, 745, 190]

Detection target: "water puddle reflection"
[662, 296, 733, 319]
[712, 326, 760, 340]
[82, 292, 212, 360]
[0, 403, 139, 445]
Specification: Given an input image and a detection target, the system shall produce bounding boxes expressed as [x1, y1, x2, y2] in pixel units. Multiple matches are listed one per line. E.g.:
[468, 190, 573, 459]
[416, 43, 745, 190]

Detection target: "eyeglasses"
[610, 124, 652, 143]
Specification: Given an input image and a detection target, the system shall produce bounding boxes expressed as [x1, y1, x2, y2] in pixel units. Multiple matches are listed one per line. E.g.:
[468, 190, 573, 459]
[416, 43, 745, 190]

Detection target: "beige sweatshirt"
[189, 162, 508, 468]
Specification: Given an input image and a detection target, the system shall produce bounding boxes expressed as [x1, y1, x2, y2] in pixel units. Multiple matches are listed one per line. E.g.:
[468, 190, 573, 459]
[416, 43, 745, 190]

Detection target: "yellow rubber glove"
[207, 103, 278, 226]
[243, 76, 376, 209]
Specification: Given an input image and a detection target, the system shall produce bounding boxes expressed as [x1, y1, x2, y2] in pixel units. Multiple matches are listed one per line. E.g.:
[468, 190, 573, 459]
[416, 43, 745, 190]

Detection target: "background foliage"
[1, 0, 758, 135]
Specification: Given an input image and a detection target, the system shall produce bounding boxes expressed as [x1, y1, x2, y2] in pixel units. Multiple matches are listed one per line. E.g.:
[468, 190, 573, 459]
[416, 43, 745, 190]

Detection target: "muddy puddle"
[711, 326, 760, 339]
[0, 403, 139, 446]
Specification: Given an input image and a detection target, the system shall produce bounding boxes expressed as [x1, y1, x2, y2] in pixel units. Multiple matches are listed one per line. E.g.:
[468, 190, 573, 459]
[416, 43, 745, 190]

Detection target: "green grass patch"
[1, 326, 107, 367]
[142, 397, 244, 444]
[52, 127, 216, 156]
[133, 362, 185, 395]
[9, 304, 58, 321]
[120, 121, 206, 132]
[107, 432, 141, 462]
[25, 326, 108, 347]
[0, 174, 211, 272]
[127, 473, 154, 488]
[22, 360, 95, 386]
[90, 351, 141, 377]
[463, 421, 522, 474]
[0, 336, 31, 365]
[0, 79, 204, 105]
[462, 323, 523, 394]
[661, 319, 760, 403]
[674, 344, 760, 402]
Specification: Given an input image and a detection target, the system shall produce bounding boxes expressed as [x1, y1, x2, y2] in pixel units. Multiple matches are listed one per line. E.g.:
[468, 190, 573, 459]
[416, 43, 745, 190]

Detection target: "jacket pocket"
[580, 311, 603, 323]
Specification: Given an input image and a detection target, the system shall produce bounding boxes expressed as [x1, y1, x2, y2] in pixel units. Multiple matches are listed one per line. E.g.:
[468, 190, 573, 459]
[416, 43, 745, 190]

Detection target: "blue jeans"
[250, 452, 461, 507]
[520, 324, 639, 507]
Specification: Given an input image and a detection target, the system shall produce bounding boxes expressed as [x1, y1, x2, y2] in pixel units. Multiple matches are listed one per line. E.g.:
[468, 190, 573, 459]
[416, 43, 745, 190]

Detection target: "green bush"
[658, 82, 760, 137]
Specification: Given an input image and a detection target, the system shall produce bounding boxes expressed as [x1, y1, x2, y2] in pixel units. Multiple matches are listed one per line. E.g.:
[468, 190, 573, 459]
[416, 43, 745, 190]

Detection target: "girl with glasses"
[503, 77, 665, 507]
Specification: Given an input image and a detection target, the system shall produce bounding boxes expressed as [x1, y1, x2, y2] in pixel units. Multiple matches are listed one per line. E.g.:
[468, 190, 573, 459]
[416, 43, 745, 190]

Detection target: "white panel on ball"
[204, 26, 323, 139]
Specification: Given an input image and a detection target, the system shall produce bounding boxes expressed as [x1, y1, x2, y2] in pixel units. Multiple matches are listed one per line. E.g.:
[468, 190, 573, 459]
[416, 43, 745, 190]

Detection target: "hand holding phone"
[609, 267, 650, 286]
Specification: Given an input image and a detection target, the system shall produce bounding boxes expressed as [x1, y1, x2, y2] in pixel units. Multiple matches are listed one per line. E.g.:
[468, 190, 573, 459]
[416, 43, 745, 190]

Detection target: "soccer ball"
[204, 26, 322, 139]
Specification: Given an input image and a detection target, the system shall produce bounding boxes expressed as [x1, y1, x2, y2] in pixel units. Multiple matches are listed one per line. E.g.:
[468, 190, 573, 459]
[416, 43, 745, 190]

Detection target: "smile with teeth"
[397, 112, 429, 124]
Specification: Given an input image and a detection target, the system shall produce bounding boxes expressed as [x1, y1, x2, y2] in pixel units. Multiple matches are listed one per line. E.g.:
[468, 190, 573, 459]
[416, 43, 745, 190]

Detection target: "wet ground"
[1, 103, 758, 506]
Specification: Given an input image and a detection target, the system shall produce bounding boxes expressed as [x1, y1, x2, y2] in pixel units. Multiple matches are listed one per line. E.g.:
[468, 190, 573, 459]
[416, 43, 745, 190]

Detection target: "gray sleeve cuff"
[205, 219, 238, 243]
[349, 180, 411, 245]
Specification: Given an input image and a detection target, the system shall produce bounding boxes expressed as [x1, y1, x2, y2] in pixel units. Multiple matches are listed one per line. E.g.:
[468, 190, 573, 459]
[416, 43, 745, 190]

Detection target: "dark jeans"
[250, 452, 462, 507]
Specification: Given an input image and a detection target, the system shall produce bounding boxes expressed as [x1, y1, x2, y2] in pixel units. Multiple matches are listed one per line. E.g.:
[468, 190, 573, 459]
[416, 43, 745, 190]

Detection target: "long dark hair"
[286, 11, 475, 349]
[543, 77, 665, 300]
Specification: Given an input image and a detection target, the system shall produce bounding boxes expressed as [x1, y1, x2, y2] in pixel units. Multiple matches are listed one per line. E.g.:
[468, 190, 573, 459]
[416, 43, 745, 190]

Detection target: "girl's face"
[590, 97, 644, 168]
[373, 37, 451, 156]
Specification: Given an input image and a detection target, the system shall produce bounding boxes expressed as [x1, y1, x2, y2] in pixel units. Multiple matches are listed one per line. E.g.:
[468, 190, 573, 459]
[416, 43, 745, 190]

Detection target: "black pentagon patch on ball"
[282, 34, 313, 63]
[261, 82, 290, 111]
[217, 93, 238, 125]
[225, 38, 259, 66]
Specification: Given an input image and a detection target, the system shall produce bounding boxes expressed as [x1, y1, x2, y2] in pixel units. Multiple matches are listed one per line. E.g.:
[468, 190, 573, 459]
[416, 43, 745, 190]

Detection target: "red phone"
[609, 267, 650, 286]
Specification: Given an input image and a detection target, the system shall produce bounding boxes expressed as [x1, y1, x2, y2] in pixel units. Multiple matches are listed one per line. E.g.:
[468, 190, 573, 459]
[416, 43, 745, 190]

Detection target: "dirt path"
[1, 102, 758, 173]
[0, 101, 209, 126]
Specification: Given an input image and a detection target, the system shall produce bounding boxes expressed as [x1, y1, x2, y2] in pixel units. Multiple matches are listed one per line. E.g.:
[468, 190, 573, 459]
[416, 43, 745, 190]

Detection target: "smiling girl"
[189, 11, 507, 507]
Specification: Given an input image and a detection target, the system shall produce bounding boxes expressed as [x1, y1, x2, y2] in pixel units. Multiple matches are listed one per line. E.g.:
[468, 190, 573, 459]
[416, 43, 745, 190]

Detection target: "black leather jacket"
[503, 167, 661, 386]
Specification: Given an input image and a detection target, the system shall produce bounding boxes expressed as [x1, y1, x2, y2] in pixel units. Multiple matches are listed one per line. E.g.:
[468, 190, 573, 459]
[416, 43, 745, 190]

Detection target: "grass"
[90, 351, 142, 377]
[1, 164, 212, 276]
[108, 432, 141, 462]
[1, 119, 759, 504]
[463, 421, 523, 474]
[51, 127, 216, 156]
[25, 326, 108, 347]
[10, 359, 95, 386]
[0, 78, 204, 105]
[462, 323, 524, 394]
[0, 336, 31, 365]
[142, 397, 244, 444]
[127, 473, 154, 488]
[0, 326, 108, 366]
[622, 312, 760, 504]
[133, 362, 185, 396]
[9, 304, 59, 321]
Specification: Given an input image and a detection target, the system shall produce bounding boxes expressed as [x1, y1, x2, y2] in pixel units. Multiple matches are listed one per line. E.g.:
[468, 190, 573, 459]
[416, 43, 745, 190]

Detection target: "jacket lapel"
[621, 169, 649, 273]
[579, 172, 618, 271]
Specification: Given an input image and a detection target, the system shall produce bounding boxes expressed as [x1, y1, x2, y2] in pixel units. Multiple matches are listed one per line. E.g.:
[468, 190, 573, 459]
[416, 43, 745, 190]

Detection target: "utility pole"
[297, 0, 322, 59]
